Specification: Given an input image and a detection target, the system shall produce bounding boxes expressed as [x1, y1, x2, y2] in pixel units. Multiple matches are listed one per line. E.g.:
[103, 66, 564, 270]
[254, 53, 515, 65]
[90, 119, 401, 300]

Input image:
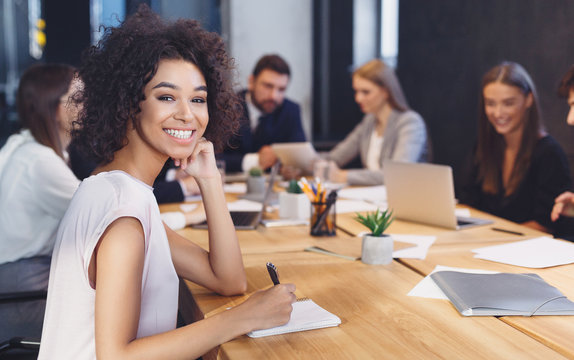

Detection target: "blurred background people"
[551, 65, 574, 227]
[0, 63, 81, 339]
[221, 54, 306, 173]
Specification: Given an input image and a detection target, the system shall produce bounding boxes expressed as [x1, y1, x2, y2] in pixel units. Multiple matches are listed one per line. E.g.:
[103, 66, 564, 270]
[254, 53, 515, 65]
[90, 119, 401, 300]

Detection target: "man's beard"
[252, 94, 279, 114]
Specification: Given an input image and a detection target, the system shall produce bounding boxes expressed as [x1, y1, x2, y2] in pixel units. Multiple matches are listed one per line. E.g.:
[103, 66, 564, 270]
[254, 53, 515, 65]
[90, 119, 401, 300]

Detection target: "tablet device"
[271, 142, 320, 171]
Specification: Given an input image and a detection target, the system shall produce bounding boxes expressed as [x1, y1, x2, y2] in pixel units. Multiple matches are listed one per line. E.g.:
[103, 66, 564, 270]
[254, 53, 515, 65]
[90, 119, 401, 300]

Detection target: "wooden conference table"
[160, 198, 574, 359]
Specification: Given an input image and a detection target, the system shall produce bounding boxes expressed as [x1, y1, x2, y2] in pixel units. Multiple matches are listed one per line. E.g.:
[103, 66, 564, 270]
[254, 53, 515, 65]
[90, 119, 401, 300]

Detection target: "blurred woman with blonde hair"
[326, 59, 428, 185]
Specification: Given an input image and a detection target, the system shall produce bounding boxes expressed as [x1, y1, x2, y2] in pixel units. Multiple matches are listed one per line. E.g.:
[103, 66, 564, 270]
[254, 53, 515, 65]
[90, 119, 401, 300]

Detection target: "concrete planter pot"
[361, 234, 393, 265]
[246, 176, 266, 194]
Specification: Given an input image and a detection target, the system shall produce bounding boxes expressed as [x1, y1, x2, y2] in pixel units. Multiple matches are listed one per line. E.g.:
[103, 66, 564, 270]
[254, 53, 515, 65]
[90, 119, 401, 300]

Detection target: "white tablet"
[271, 142, 320, 171]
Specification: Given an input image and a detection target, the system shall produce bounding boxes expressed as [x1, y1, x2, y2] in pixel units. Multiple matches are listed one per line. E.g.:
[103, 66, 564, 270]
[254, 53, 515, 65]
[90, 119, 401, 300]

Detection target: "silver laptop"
[192, 163, 279, 230]
[383, 161, 493, 230]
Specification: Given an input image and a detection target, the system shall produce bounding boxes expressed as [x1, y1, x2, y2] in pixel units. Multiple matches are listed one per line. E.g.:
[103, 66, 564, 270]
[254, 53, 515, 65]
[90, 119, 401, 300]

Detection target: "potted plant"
[279, 180, 310, 220]
[355, 209, 394, 265]
[246, 166, 266, 194]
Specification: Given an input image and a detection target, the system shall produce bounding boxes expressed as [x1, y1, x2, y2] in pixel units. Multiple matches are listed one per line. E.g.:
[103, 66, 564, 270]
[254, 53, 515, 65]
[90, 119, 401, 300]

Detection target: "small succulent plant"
[286, 179, 303, 194]
[248, 166, 263, 177]
[354, 208, 394, 237]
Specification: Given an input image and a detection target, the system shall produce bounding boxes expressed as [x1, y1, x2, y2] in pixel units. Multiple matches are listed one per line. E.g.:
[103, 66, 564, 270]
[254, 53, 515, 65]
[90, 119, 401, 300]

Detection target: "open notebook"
[431, 271, 574, 316]
[247, 298, 341, 338]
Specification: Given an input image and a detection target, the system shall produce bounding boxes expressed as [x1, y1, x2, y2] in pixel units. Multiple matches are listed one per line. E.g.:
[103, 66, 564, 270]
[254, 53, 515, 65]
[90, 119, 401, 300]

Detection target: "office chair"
[0, 290, 45, 359]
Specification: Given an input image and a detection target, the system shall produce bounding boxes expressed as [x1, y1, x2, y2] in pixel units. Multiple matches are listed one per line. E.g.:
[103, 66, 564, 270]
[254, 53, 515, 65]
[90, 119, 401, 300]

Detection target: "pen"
[491, 227, 524, 236]
[266, 262, 280, 285]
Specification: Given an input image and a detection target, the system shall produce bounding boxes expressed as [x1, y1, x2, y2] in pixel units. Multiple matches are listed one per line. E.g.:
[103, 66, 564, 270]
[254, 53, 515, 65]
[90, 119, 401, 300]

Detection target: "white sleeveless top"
[39, 171, 179, 359]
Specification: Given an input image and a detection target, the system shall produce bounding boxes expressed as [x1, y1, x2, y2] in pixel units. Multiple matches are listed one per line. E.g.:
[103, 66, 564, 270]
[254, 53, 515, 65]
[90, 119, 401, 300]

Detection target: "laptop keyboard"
[231, 211, 259, 226]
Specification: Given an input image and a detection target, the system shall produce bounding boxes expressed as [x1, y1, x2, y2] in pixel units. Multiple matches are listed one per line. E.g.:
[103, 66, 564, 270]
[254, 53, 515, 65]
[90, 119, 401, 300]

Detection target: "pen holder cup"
[310, 201, 336, 236]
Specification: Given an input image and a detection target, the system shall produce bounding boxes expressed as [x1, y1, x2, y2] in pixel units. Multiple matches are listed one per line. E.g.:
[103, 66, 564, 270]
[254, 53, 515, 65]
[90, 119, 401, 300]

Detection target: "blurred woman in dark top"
[460, 61, 571, 234]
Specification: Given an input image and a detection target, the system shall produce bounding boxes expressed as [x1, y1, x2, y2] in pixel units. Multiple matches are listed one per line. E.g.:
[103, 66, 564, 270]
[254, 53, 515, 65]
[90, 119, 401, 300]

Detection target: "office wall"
[397, 0, 574, 192]
[226, 0, 313, 140]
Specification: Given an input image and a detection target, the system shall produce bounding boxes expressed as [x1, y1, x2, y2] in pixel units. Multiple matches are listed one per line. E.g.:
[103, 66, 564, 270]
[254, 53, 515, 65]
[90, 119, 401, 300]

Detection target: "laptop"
[383, 161, 493, 230]
[192, 163, 279, 230]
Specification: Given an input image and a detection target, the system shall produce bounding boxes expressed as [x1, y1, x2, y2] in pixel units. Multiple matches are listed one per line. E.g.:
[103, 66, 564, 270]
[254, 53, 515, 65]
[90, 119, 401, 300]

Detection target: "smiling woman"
[133, 60, 209, 171]
[38, 5, 297, 360]
[460, 61, 571, 235]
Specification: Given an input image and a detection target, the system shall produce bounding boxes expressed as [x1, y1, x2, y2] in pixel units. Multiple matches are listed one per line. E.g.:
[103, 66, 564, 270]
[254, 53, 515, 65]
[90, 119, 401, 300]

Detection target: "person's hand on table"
[258, 145, 278, 170]
[280, 164, 302, 180]
[551, 191, 574, 221]
[327, 161, 347, 183]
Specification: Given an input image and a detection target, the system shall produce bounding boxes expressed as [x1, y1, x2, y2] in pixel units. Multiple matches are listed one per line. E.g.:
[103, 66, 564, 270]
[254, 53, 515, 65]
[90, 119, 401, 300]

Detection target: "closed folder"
[430, 271, 574, 316]
[247, 298, 341, 338]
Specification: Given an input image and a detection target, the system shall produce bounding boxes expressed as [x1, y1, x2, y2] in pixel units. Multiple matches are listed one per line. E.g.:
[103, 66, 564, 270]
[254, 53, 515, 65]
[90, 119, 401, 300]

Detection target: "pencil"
[491, 227, 524, 236]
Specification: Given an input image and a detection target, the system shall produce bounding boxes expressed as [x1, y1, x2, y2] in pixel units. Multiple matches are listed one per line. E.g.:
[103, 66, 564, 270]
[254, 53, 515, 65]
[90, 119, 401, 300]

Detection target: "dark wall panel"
[397, 0, 574, 192]
[313, 0, 362, 147]
[44, 0, 91, 66]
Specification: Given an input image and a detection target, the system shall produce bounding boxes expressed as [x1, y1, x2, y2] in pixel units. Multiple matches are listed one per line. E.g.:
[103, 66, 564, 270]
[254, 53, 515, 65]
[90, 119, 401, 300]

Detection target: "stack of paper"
[337, 185, 387, 205]
[335, 199, 380, 214]
[408, 265, 498, 299]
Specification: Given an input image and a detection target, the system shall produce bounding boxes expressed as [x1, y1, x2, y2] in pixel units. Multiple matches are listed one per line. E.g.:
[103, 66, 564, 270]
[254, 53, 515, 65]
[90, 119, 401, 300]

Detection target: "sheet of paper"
[390, 234, 436, 259]
[306, 236, 417, 261]
[472, 236, 574, 268]
[355, 232, 436, 259]
[226, 199, 263, 212]
[223, 182, 247, 194]
[335, 199, 380, 214]
[454, 208, 471, 217]
[408, 265, 499, 299]
[179, 203, 199, 213]
[337, 185, 387, 205]
[184, 194, 202, 202]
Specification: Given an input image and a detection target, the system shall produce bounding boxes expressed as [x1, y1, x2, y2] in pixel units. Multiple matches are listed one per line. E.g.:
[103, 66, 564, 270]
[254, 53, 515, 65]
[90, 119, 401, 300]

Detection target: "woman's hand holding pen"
[234, 284, 297, 332]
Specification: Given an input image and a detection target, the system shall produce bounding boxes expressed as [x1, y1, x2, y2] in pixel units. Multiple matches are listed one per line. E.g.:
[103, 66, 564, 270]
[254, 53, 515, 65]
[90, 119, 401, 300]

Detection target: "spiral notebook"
[247, 298, 341, 338]
[430, 271, 574, 316]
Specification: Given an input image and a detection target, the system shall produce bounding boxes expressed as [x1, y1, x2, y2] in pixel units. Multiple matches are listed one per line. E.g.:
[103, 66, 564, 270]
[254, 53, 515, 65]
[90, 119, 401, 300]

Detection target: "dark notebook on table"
[192, 163, 278, 230]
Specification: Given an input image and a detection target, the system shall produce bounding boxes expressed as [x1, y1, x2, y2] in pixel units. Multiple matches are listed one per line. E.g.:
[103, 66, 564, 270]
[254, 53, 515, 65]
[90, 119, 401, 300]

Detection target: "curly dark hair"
[72, 4, 241, 165]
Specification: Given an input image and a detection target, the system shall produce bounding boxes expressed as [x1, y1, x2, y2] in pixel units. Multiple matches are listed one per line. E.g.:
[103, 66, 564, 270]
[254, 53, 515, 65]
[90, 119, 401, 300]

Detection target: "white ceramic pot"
[361, 234, 393, 265]
[279, 192, 310, 220]
[246, 176, 266, 194]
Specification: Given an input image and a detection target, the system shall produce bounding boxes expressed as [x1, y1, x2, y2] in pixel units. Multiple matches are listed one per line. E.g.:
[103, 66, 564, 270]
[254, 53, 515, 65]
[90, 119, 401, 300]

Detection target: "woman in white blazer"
[326, 59, 428, 185]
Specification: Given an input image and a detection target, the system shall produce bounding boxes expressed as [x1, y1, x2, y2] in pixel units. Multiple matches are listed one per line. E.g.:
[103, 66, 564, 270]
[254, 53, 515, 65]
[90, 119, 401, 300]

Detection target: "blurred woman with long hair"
[326, 59, 428, 185]
[0, 63, 80, 339]
[461, 61, 570, 233]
